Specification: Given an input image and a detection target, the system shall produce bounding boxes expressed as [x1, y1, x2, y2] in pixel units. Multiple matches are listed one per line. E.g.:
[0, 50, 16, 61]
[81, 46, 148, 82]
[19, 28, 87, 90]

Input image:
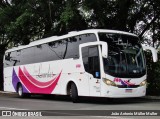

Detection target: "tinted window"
[82, 46, 100, 78]
[65, 34, 97, 59]
[4, 51, 20, 67]
[34, 44, 49, 63]
[88, 46, 100, 78]
[47, 39, 67, 60]
[4, 33, 97, 67]
[82, 47, 89, 72]
[64, 37, 79, 59]
[4, 53, 9, 67]
[99, 33, 146, 78]
[15, 50, 21, 66]
[20, 47, 35, 65]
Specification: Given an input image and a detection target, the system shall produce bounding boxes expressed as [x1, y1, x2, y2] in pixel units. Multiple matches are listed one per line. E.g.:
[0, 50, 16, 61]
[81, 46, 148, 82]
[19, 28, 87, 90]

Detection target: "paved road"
[0, 93, 160, 119]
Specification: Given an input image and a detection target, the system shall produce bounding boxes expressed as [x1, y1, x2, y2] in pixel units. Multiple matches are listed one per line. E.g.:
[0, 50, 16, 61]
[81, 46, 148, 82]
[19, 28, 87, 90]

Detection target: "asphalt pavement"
[0, 91, 160, 119]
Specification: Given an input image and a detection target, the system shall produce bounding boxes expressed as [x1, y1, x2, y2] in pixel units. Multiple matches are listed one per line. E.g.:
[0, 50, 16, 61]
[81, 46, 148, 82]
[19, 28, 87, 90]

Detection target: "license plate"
[125, 89, 132, 93]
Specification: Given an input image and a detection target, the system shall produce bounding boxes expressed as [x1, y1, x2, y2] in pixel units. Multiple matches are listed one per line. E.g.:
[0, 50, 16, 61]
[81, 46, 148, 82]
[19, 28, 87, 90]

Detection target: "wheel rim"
[18, 86, 23, 96]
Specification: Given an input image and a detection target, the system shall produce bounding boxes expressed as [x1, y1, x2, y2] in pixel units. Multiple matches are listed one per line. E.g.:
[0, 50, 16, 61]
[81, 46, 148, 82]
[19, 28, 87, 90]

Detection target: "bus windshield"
[99, 33, 146, 78]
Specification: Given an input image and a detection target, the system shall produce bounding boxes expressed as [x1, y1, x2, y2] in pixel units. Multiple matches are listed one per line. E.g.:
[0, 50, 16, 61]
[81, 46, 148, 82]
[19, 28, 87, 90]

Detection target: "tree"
[0, 0, 46, 89]
[0, 0, 14, 90]
[59, 0, 87, 35]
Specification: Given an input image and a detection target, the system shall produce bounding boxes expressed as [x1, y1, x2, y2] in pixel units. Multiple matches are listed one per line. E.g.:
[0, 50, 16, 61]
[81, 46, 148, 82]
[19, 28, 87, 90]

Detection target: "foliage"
[146, 51, 160, 95]
[60, 0, 87, 34]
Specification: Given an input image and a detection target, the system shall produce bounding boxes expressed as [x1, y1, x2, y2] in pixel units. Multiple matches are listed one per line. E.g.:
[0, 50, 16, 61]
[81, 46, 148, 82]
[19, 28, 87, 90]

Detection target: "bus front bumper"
[102, 86, 146, 98]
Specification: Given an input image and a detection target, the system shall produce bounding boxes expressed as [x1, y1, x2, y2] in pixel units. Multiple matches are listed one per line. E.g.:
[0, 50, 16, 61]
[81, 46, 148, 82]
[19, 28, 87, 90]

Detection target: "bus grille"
[117, 85, 139, 88]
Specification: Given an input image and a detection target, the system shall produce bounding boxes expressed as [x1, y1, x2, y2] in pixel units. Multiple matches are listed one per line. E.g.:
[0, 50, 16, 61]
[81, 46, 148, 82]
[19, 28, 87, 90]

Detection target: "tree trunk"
[139, 14, 159, 39]
[0, 45, 6, 91]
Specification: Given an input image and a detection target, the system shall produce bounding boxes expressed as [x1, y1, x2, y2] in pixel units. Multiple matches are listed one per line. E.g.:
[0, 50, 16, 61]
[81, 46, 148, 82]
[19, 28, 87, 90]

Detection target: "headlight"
[140, 80, 147, 86]
[103, 79, 117, 87]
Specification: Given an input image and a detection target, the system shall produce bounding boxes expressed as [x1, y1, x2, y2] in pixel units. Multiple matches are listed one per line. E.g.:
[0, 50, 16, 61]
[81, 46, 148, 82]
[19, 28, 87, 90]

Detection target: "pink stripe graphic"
[124, 80, 135, 86]
[23, 66, 56, 87]
[18, 67, 62, 94]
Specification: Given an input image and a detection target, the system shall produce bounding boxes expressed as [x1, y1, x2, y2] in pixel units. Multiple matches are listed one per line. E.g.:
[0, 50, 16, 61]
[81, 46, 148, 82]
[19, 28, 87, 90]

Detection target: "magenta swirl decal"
[12, 68, 29, 93]
[23, 66, 57, 87]
[12, 67, 62, 94]
[114, 78, 135, 86]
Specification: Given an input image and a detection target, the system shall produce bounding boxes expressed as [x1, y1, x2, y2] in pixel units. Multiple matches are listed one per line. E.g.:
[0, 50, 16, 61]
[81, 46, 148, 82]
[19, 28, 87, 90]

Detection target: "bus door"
[81, 46, 101, 96]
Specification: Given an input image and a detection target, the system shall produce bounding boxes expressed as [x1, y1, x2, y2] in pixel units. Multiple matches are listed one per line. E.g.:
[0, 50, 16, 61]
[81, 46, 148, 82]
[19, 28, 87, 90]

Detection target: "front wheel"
[70, 83, 79, 103]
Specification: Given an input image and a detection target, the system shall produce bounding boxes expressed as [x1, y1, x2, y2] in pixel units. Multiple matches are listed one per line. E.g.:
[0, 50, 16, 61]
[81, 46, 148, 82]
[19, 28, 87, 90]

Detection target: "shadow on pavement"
[10, 94, 160, 105]
[1, 92, 159, 105]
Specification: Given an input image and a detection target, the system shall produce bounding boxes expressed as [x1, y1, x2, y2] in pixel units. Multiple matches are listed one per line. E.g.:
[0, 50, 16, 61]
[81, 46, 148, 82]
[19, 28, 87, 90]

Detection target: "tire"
[17, 84, 30, 98]
[70, 83, 79, 103]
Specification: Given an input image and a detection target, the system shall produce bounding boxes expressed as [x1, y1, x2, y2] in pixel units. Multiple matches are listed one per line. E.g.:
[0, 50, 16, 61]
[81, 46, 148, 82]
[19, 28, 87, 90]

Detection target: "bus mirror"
[142, 45, 158, 62]
[100, 41, 108, 58]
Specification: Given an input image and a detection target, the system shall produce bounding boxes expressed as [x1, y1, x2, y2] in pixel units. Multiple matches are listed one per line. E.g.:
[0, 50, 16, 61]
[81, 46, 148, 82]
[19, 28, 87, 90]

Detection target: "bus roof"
[5, 29, 137, 53]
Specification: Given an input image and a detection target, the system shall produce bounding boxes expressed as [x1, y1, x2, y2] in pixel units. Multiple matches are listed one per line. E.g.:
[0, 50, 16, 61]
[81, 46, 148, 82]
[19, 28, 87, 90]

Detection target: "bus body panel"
[4, 59, 91, 96]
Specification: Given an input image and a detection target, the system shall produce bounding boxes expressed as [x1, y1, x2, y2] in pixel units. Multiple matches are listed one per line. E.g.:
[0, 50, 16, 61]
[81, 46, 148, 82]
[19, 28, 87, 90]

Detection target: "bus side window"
[4, 53, 11, 67]
[88, 46, 100, 78]
[82, 47, 89, 72]
[82, 46, 100, 78]
[5, 53, 10, 61]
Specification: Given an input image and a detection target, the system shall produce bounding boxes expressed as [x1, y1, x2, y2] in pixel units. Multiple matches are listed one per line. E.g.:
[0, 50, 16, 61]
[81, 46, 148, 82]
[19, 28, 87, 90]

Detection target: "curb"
[144, 96, 160, 100]
[0, 91, 17, 96]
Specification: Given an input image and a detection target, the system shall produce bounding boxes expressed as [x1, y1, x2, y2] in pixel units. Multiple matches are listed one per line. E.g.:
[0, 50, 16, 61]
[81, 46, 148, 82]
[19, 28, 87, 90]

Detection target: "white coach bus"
[3, 29, 158, 102]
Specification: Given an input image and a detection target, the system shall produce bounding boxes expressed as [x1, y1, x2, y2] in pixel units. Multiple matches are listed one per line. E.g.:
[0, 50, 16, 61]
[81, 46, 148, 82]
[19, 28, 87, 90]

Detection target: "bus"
[3, 29, 158, 102]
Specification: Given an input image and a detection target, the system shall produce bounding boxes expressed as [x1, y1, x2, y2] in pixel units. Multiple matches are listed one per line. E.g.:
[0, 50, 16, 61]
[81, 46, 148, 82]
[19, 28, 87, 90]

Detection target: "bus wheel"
[70, 83, 79, 103]
[17, 84, 30, 98]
